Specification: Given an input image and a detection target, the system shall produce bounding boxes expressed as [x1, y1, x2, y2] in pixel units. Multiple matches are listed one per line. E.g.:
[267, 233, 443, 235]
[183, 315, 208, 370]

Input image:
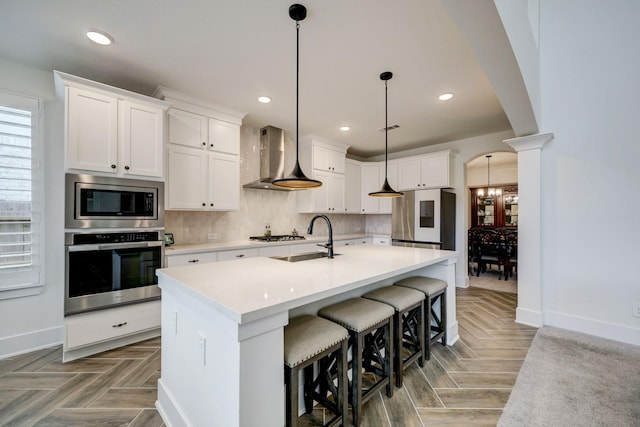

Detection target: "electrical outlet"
[207, 233, 217, 240]
[171, 311, 178, 334]
[633, 302, 640, 318]
[198, 332, 207, 365]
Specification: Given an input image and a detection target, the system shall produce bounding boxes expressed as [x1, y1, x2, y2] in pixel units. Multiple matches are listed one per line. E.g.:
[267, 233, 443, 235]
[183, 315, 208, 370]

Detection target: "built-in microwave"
[65, 174, 164, 229]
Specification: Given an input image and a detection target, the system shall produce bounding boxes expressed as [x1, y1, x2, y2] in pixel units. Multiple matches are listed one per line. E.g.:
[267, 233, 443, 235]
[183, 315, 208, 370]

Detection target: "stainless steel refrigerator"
[392, 189, 456, 250]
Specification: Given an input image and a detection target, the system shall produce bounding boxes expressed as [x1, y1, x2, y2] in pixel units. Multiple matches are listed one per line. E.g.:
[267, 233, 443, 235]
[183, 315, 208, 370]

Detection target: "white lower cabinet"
[217, 248, 259, 261]
[63, 300, 160, 362]
[165, 251, 219, 267]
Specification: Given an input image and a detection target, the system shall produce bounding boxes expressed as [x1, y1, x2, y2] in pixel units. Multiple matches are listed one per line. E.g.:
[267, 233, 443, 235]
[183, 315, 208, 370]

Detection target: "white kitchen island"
[155, 244, 458, 427]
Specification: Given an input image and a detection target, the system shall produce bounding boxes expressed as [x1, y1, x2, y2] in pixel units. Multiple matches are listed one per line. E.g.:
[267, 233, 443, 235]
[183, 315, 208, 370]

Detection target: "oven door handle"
[67, 241, 163, 252]
[98, 241, 163, 250]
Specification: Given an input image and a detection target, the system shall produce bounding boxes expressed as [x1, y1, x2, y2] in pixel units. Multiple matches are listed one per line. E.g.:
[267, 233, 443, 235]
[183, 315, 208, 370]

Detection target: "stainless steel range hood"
[243, 126, 293, 191]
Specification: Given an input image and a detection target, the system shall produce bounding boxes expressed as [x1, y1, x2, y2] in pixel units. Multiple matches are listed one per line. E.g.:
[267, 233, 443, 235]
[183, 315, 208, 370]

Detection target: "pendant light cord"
[295, 20, 300, 164]
[486, 155, 491, 194]
[384, 79, 388, 179]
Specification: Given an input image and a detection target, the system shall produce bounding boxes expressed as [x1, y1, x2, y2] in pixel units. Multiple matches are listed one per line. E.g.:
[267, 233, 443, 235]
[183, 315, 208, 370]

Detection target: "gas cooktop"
[249, 235, 306, 242]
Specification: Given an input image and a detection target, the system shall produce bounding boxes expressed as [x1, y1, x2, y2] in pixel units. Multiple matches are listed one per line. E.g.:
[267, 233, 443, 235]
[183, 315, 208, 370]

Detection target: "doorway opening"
[466, 151, 518, 294]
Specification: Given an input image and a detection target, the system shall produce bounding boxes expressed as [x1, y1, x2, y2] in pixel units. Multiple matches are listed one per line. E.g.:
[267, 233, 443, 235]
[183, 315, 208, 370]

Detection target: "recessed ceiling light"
[258, 96, 272, 104]
[339, 126, 351, 132]
[86, 30, 113, 46]
[438, 93, 454, 101]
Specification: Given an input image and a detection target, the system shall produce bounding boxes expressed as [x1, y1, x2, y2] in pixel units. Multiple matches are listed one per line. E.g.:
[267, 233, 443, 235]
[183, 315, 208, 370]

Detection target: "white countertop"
[164, 233, 380, 255]
[157, 244, 457, 324]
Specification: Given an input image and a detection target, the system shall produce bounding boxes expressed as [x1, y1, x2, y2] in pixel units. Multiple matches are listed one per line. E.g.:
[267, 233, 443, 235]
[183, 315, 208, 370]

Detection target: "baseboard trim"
[0, 326, 63, 359]
[516, 307, 542, 327]
[447, 319, 460, 346]
[157, 378, 191, 427]
[544, 310, 640, 347]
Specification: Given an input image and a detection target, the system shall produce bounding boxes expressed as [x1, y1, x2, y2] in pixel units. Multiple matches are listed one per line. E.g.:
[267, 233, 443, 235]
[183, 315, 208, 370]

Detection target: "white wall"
[0, 59, 65, 357]
[534, 1, 640, 344]
[467, 160, 518, 188]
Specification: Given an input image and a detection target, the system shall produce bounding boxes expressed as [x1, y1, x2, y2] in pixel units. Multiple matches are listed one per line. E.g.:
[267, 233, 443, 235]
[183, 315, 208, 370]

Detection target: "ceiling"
[0, 0, 513, 158]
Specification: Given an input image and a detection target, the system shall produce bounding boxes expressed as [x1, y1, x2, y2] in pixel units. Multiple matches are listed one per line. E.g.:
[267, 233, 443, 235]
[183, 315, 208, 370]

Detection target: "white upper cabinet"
[168, 109, 239, 155]
[209, 118, 239, 155]
[297, 137, 349, 213]
[167, 108, 208, 149]
[312, 145, 345, 174]
[360, 161, 396, 214]
[344, 159, 361, 214]
[155, 87, 245, 211]
[56, 71, 168, 180]
[119, 100, 164, 178]
[209, 152, 240, 210]
[66, 87, 118, 174]
[397, 150, 453, 190]
[360, 163, 381, 214]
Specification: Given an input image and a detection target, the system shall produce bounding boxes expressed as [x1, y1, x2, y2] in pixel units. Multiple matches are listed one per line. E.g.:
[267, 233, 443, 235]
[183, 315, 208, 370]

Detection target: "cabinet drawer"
[166, 251, 218, 267]
[65, 300, 160, 350]
[217, 248, 259, 261]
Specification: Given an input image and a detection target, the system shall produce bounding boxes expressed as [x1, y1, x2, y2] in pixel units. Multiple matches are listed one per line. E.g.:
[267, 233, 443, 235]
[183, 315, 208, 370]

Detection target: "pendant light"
[369, 71, 403, 198]
[479, 154, 501, 197]
[272, 4, 322, 189]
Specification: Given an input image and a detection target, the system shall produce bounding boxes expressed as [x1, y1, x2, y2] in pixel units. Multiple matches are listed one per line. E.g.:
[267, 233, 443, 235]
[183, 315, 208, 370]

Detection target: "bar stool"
[395, 276, 447, 360]
[284, 315, 349, 427]
[319, 297, 394, 426]
[362, 285, 425, 387]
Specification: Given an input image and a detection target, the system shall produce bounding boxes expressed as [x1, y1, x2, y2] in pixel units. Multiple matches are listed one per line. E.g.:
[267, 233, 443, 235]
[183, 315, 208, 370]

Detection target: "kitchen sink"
[270, 252, 341, 262]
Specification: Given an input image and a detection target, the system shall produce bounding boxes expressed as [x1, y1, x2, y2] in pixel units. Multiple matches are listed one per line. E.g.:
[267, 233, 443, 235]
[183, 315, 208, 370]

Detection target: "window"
[0, 91, 43, 299]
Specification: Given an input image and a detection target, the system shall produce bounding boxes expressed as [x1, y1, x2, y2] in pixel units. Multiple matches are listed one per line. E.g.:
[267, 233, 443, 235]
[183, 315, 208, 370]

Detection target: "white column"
[504, 133, 552, 327]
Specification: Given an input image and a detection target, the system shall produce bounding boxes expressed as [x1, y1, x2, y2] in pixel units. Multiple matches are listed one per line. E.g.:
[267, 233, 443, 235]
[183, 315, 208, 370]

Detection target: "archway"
[465, 152, 518, 294]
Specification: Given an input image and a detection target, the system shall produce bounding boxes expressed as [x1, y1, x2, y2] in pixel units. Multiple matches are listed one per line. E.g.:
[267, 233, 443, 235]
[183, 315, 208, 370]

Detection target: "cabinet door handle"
[210, 203, 214, 206]
[202, 203, 206, 206]
[236, 254, 245, 258]
[111, 164, 117, 169]
[188, 259, 199, 263]
[202, 142, 206, 146]
[124, 165, 130, 170]
[210, 144, 214, 147]
[112, 322, 128, 328]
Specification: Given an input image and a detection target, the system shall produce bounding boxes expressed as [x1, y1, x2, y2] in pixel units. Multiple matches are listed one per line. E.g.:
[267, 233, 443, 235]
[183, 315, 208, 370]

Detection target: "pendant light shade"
[369, 71, 403, 198]
[272, 4, 322, 189]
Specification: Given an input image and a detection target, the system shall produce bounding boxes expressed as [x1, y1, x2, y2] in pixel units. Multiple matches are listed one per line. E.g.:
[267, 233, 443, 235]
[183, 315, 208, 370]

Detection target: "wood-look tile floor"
[0, 286, 535, 427]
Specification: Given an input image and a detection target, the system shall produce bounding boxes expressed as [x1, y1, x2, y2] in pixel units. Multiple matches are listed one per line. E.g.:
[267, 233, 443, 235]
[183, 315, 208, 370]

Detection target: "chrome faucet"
[307, 214, 334, 258]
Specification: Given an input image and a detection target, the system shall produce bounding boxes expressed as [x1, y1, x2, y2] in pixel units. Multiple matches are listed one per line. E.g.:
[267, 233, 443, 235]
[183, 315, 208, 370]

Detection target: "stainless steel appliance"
[392, 189, 456, 250]
[243, 126, 292, 191]
[64, 231, 163, 315]
[249, 235, 306, 242]
[65, 173, 164, 229]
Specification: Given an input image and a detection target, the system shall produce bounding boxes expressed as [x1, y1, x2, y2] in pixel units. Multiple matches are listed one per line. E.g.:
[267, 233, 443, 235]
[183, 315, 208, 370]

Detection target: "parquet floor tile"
[0, 279, 533, 426]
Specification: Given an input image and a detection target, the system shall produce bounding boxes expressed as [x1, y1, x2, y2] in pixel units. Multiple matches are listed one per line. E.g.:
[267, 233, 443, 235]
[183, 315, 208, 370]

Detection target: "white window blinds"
[0, 91, 43, 299]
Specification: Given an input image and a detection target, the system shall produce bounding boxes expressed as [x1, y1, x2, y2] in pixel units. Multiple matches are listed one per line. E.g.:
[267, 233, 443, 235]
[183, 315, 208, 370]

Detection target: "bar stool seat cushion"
[319, 298, 394, 332]
[395, 276, 447, 295]
[363, 286, 424, 311]
[284, 315, 349, 368]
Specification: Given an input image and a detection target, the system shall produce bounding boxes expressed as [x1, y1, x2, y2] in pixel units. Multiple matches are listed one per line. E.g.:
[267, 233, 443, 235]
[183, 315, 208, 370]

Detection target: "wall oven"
[65, 231, 163, 315]
[65, 173, 164, 229]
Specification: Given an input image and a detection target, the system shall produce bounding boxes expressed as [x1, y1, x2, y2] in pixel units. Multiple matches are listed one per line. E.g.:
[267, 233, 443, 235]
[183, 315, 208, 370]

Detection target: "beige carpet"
[498, 326, 640, 426]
